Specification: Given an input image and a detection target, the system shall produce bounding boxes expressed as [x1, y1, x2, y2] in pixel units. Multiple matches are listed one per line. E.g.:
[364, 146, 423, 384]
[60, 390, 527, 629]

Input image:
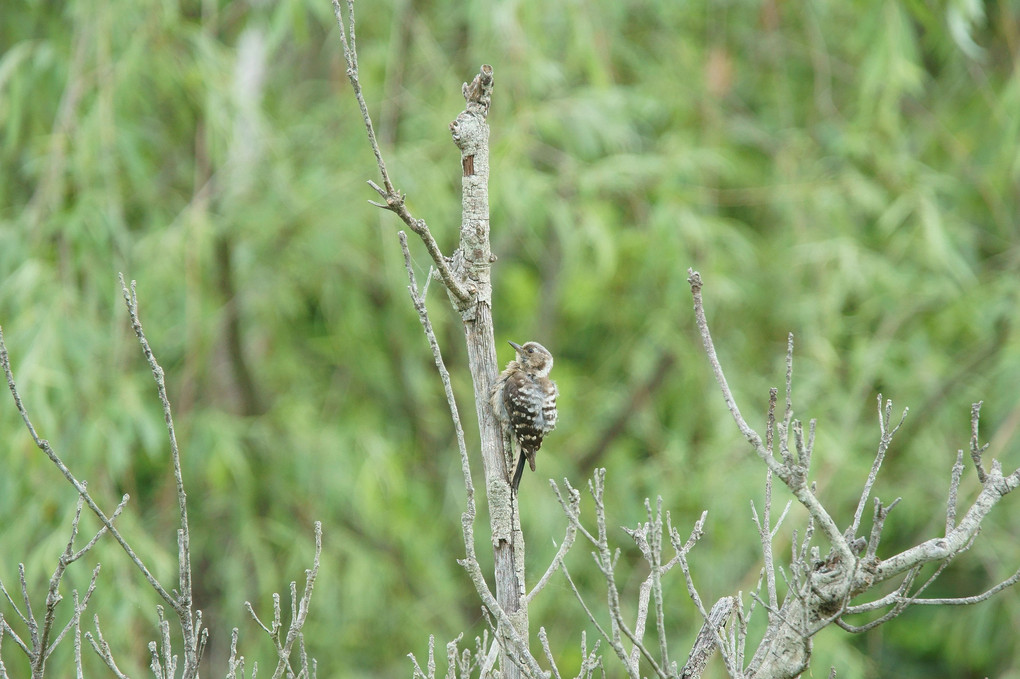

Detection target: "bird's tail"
[511, 451, 527, 493]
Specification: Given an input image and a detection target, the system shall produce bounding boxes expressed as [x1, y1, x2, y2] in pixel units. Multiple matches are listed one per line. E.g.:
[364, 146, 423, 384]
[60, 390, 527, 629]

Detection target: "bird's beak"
[508, 340, 524, 354]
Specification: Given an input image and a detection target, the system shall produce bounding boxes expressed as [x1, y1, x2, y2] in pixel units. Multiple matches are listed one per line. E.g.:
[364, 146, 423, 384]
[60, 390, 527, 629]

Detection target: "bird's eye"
[527, 348, 534, 353]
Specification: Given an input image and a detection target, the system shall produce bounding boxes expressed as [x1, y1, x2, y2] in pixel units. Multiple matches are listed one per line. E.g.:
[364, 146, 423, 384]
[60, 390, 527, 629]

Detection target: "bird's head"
[509, 340, 554, 376]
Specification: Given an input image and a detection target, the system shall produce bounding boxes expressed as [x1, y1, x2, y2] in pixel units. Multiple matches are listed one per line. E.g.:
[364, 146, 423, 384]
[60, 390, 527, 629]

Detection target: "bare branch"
[572, 631, 604, 679]
[120, 275, 194, 609]
[559, 560, 633, 679]
[969, 401, 990, 482]
[680, 596, 735, 679]
[848, 395, 907, 541]
[537, 627, 562, 679]
[677, 551, 739, 679]
[72, 591, 83, 679]
[526, 485, 579, 604]
[274, 522, 322, 679]
[399, 232, 473, 500]
[85, 616, 131, 679]
[45, 566, 100, 662]
[619, 498, 669, 670]
[749, 591, 803, 641]
[902, 566, 1020, 605]
[408, 635, 435, 679]
[784, 333, 794, 426]
[847, 531, 993, 634]
[1, 325, 177, 610]
[687, 270, 852, 564]
[72, 495, 128, 562]
[238, 523, 322, 679]
[767, 388, 777, 457]
[734, 593, 750, 672]
[329, 0, 470, 305]
[751, 468, 779, 614]
[839, 567, 932, 633]
[686, 271, 766, 458]
[584, 475, 670, 678]
[225, 628, 247, 679]
[120, 275, 204, 677]
[865, 497, 901, 561]
[0, 573, 31, 658]
[875, 460, 1020, 583]
[552, 479, 599, 547]
[945, 449, 965, 535]
[550, 471, 689, 678]
[0, 568, 30, 642]
[843, 566, 920, 615]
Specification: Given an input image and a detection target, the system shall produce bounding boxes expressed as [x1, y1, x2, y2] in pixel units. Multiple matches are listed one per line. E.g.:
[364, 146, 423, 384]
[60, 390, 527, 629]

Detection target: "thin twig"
[969, 401, 989, 482]
[758, 467, 778, 612]
[784, 333, 794, 428]
[686, 271, 765, 456]
[330, 0, 470, 304]
[119, 275, 202, 677]
[874, 460, 1020, 582]
[898, 567, 1020, 605]
[848, 395, 907, 541]
[843, 565, 921, 615]
[945, 449, 965, 535]
[842, 543, 969, 633]
[552, 478, 600, 547]
[620, 498, 669, 670]
[526, 484, 579, 603]
[587, 479, 670, 679]
[85, 616, 131, 679]
[537, 627, 562, 679]
[559, 560, 633, 679]
[270, 522, 322, 679]
[735, 593, 749, 672]
[748, 592, 802, 639]
[766, 388, 777, 457]
[678, 552, 739, 679]
[865, 497, 901, 561]
[399, 232, 473, 499]
[0, 325, 177, 610]
[687, 270, 852, 564]
[45, 565, 100, 662]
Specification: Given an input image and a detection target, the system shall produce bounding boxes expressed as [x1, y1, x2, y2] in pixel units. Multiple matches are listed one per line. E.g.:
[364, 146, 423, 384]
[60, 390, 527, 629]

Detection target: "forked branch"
[687, 269, 852, 564]
[330, 0, 470, 306]
[686, 269, 1020, 679]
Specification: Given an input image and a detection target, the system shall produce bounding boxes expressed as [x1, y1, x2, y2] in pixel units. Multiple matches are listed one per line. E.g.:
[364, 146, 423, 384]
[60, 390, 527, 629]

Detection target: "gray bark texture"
[449, 66, 531, 678]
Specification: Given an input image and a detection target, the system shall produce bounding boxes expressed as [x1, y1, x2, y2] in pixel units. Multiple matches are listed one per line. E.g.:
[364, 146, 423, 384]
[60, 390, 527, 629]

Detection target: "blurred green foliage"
[1, 0, 1018, 677]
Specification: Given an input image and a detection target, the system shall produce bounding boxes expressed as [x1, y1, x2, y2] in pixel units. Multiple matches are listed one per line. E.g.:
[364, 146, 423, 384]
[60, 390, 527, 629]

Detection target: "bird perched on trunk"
[491, 340, 559, 492]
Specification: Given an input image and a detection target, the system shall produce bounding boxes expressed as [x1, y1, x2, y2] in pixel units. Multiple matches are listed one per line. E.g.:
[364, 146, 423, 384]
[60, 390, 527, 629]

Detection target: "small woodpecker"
[491, 340, 559, 492]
